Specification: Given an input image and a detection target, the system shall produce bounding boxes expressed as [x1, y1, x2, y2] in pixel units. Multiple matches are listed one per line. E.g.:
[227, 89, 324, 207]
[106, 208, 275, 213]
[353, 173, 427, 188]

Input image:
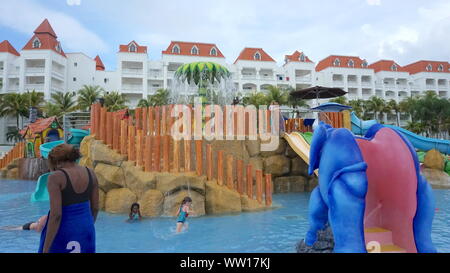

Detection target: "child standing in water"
[128, 203, 142, 222]
[176, 197, 193, 233]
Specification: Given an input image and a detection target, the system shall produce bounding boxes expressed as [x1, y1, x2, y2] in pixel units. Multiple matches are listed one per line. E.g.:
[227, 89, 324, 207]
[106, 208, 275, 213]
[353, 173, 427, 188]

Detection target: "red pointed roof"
[0, 40, 20, 56]
[94, 55, 105, 71]
[315, 55, 371, 72]
[119, 41, 147, 53]
[162, 41, 225, 58]
[403, 60, 450, 74]
[369, 60, 408, 73]
[21, 117, 60, 137]
[22, 19, 66, 57]
[284, 50, 313, 64]
[234, 48, 275, 64]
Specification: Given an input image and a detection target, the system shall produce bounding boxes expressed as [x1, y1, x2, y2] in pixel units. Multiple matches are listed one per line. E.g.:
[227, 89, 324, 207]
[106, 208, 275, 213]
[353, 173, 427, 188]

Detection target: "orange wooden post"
[120, 120, 127, 156]
[153, 135, 161, 172]
[195, 140, 202, 176]
[100, 107, 107, 141]
[217, 150, 224, 185]
[113, 114, 120, 151]
[162, 135, 170, 172]
[135, 107, 142, 130]
[246, 164, 253, 198]
[136, 129, 143, 167]
[155, 106, 161, 136]
[168, 104, 175, 136]
[237, 160, 243, 195]
[142, 107, 148, 135]
[256, 170, 263, 203]
[265, 174, 272, 206]
[106, 111, 113, 147]
[90, 103, 96, 136]
[161, 106, 167, 136]
[206, 144, 212, 180]
[148, 107, 154, 136]
[144, 135, 152, 172]
[184, 140, 191, 172]
[223, 106, 227, 137]
[266, 108, 271, 133]
[226, 154, 234, 189]
[128, 125, 136, 163]
[172, 139, 180, 173]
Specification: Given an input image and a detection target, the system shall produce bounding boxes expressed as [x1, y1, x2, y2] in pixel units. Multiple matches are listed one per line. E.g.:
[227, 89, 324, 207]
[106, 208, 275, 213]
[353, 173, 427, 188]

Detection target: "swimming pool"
[0, 180, 449, 253]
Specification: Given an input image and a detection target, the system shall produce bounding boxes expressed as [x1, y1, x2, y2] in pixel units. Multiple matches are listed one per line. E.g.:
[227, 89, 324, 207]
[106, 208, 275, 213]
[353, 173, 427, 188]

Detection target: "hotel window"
[254, 52, 261, 60]
[172, 45, 180, 54]
[426, 64, 432, 71]
[438, 64, 443, 72]
[361, 61, 368, 68]
[32, 38, 41, 49]
[104, 78, 109, 84]
[73, 77, 77, 82]
[129, 43, 137, 52]
[391, 64, 397, 71]
[300, 54, 305, 62]
[333, 58, 340, 66]
[191, 46, 199, 55]
[210, 47, 217, 56]
[348, 60, 354, 67]
[55, 42, 61, 53]
[74, 62, 78, 67]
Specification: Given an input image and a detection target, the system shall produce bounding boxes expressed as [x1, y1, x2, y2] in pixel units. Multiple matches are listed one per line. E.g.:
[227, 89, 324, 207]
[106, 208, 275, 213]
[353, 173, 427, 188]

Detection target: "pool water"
[0, 180, 449, 253]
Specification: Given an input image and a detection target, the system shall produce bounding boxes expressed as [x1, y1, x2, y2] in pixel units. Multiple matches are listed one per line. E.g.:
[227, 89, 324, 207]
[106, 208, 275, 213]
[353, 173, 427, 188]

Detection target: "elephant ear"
[308, 122, 329, 175]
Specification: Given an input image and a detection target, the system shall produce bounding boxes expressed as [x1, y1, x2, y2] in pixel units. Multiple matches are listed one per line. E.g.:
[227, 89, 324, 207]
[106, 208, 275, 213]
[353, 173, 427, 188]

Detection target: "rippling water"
[0, 180, 448, 253]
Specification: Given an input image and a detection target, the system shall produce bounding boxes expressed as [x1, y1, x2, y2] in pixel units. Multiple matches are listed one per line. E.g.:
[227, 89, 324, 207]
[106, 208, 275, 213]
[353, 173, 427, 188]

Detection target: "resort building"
[0, 18, 449, 145]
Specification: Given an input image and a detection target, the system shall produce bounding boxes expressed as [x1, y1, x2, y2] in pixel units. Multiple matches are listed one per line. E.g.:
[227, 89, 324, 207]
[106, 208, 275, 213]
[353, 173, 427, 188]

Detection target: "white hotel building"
[0, 19, 449, 144]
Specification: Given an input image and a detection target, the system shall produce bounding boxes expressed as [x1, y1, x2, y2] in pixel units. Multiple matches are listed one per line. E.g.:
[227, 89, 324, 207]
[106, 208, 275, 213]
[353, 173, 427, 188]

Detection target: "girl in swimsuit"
[176, 196, 193, 233]
[128, 203, 142, 222]
[2, 215, 48, 232]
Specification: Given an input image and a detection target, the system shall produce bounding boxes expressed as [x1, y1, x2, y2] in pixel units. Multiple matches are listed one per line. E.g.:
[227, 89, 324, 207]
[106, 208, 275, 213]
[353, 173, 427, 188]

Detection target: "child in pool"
[176, 196, 193, 233]
[128, 203, 142, 222]
[1, 215, 48, 232]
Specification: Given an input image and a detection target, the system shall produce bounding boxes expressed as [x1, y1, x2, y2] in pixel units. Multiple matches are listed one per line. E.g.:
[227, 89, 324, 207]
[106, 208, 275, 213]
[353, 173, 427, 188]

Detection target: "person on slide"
[1, 215, 48, 232]
[39, 144, 99, 253]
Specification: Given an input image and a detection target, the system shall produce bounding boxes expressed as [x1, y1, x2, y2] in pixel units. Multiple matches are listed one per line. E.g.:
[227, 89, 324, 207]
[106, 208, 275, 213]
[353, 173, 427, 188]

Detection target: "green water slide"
[300, 132, 313, 145]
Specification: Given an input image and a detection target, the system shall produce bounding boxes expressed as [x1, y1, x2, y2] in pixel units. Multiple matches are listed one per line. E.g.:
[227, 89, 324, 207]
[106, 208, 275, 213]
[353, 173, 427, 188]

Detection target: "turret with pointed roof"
[0, 40, 20, 56]
[22, 18, 66, 57]
[94, 55, 105, 71]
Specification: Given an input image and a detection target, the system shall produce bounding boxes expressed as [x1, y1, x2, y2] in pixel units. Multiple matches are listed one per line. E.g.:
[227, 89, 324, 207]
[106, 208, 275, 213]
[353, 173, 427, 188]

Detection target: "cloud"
[0, 0, 107, 56]
[67, 0, 81, 6]
[366, 0, 381, 6]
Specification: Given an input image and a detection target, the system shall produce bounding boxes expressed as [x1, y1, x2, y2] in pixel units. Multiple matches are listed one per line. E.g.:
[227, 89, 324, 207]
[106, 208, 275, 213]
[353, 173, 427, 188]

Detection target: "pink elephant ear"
[308, 122, 329, 175]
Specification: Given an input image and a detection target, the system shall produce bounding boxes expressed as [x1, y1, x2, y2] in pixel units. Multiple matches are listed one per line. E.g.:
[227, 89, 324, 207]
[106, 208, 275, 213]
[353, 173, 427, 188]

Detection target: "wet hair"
[130, 203, 140, 212]
[181, 196, 192, 206]
[48, 144, 80, 169]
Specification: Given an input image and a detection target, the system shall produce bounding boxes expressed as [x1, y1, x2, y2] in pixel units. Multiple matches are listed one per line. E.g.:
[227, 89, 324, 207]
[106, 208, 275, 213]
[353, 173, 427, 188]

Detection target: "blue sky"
[0, 0, 449, 70]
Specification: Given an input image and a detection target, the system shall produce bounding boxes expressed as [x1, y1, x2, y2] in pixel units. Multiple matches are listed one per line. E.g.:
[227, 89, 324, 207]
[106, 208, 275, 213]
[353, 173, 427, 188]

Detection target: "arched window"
[55, 42, 61, 53]
[172, 45, 180, 54]
[32, 38, 41, 49]
[254, 52, 261, 60]
[437, 64, 443, 72]
[361, 61, 368, 68]
[129, 43, 137, 52]
[426, 64, 432, 71]
[210, 47, 217, 56]
[391, 64, 398, 71]
[299, 53, 305, 62]
[191, 46, 199, 55]
[348, 59, 354, 67]
[333, 58, 340, 66]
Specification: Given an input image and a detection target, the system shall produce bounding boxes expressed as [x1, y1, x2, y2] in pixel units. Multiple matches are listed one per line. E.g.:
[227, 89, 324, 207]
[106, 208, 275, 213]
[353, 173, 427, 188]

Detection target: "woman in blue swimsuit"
[128, 203, 142, 222]
[176, 196, 192, 233]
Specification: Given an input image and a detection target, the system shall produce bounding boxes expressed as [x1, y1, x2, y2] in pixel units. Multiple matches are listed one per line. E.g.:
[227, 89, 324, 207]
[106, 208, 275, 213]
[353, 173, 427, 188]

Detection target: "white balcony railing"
[122, 68, 143, 75]
[148, 71, 163, 78]
[25, 84, 44, 91]
[347, 81, 358, 87]
[122, 84, 143, 93]
[426, 84, 436, 90]
[242, 74, 257, 80]
[295, 75, 312, 82]
[26, 67, 45, 73]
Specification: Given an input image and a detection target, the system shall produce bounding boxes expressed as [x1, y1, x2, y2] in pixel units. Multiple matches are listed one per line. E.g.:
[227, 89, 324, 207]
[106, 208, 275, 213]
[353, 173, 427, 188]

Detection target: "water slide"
[350, 112, 377, 136]
[283, 132, 318, 176]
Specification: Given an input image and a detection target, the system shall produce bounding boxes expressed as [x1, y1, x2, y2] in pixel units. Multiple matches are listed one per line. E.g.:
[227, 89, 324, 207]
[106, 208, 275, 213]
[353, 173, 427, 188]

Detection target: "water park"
[0, 61, 449, 254]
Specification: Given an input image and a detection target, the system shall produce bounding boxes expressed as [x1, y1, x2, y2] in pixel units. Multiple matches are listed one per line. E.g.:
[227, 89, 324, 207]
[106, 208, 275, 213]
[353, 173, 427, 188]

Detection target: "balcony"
[242, 74, 257, 80]
[295, 75, 311, 83]
[25, 84, 44, 91]
[26, 67, 45, 73]
[347, 81, 358, 88]
[260, 75, 275, 81]
[148, 71, 163, 79]
[122, 84, 143, 94]
[426, 84, 436, 90]
[122, 68, 143, 75]
[361, 82, 372, 87]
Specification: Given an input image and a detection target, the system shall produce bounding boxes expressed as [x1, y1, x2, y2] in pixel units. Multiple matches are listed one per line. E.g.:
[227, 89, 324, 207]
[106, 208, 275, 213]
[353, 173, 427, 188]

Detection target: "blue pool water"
[0, 180, 449, 253]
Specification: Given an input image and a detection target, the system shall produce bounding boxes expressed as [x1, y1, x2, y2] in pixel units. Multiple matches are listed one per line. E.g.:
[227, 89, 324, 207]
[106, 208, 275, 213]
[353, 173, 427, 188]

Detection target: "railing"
[242, 74, 257, 80]
[122, 68, 143, 74]
[90, 103, 274, 207]
[295, 75, 311, 82]
[26, 67, 45, 73]
[122, 85, 143, 93]
[25, 84, 44, 91]
[148, 71, 163, 78]
[0, 142, 25, 169]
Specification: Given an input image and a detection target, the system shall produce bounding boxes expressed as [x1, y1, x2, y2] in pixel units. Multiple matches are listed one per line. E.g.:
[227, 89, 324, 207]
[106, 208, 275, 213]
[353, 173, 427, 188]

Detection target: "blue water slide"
[384, 124, 450, 155]
[31, 172, 50, 202]
[40, 140, 64, 159]
[350, 112, 377, 135]
[67, 128, 89, 147]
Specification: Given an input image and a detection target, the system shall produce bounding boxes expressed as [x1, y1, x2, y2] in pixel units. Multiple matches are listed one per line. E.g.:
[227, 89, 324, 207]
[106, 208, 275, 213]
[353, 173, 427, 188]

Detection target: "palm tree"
[103, 91, 128, 111]
[387, 99, 401, 126]
[348, 99, 365, 118]
[50, 91, 78, 114]
[264, 85, 289, 105]
[365, 96, 387, 121]
[77, 85, 103, 111]
[23, 90, 45, 109]
[242, 92, 268, 108]
[329, 96, 348, 105]
[6, 128, 23, 142]
[42, 102, 63, 118]
[288, 92, 309, 118]
[0, 93, 28, 127]
[148, 89, 170, 106]
[137, 96, 151, 108]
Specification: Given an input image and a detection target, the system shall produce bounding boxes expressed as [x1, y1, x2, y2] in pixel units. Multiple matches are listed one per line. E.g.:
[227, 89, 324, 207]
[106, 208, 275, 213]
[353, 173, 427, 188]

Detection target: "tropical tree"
[348, 99, 365, 118]
[42, 102, 63, 119]
[242, 92, 268, 107]
[50, 91, 77, 114]
[264, 85, 289, 105]
[148, 89, 170, 106]
[386, 99, 401, 126]
[288, 92, 309, 118]
[6, 128, 23, 142]
[329, 96, 348, 105]
[77, 85, 103, 111]
[23, 90, 45, 109]
[0, 93, 28, 127]
[103, 91, 128, 111]
[365, 96, 387, 121]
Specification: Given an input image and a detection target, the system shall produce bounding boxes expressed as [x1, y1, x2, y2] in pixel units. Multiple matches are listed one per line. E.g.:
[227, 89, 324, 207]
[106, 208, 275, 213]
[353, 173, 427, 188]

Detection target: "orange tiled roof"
[285, 50, 313, 63]
[94, 55, 105, 71]
[315, 55, 371, 72]
[403, 60, 450, 74]
[369, 60, 408, 73]
[234, 47, 275, 63]
[22, 19, 66, 57]
[0, 40, 20, 56]
[162, 41, 225, 58]
[119, 41, 147, 53]
[22, 117, 59, 136]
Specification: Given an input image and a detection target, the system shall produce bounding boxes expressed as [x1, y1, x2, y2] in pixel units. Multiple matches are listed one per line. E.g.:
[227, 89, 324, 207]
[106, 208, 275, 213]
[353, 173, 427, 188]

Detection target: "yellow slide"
[283, 132, 318, 176]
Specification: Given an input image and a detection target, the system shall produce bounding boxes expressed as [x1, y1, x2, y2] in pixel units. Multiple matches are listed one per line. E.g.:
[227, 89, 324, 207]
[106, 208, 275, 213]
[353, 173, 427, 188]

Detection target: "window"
[348, 59, 354, 67]
[104, 78, 109, 84]
[299, 54, 305, 62]
[172, 45, 180, 54]
[333, 58, 340, 66]
[426, 64, 432, 71]
[210, 47, 217, 56]
[361, 61, 368, 68]
[129, 43, 137, 52]
[32, 38, 41, 49]
[391, 64, 397, 71]
[55, 42, 61, 53]
[191, 46, 199, 55]
[74, 62, 78, 67]
[438, 64, 443, 72]
[73, 77, 77, 82]
[254, 52, 261, 60]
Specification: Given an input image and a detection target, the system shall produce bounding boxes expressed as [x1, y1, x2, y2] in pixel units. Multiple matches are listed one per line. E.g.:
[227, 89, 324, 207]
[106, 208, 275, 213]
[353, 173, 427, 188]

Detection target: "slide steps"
[365, 227, 406, 253]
